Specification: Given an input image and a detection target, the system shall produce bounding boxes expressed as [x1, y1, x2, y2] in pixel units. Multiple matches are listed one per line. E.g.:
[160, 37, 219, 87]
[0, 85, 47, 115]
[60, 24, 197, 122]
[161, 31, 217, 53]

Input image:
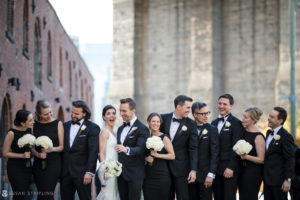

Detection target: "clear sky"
[49, 0, 113, 44]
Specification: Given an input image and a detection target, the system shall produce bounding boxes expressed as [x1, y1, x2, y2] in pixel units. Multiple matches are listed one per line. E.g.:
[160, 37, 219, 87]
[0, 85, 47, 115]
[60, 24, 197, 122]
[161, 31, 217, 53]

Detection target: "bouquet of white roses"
[233, 140, 252, 155]
[146, 136, 164, 166]
[35, 136, 53, 169]
[99, 159, 122, 179]
[17, 134, 36, 167]
[146, 136, 164, 151]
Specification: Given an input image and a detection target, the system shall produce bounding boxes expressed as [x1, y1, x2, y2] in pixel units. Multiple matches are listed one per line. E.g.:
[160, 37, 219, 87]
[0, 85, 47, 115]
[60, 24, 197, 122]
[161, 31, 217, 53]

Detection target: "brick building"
[0, 0, 94, 191]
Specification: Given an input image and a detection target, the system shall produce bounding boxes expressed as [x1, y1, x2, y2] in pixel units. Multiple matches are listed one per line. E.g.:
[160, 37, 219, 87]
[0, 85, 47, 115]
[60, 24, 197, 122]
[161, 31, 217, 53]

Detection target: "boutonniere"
[129, 126, 138, 135]
[199, 129, 208, 139]
[79, 125, 86, 133]
[273, 134, 280, 144]
[179, 125, 188, 134]
[225, 121, 231, 128]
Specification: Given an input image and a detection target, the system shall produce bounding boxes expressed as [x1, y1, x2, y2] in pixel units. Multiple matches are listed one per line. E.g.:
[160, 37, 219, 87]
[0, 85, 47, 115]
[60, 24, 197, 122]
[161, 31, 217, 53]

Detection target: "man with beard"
[60, 100, 100, 200]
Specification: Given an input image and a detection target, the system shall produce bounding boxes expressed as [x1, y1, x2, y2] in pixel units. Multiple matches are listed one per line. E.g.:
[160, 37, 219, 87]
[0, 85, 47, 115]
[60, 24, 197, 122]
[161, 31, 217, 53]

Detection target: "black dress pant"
[213, 173, 238, 200]
[189, 181, 212, 200]
[169, 175, 189, 200]
[60, 174, 91, 200]
[264, 184, 288, 200]
[118, 174, 143, 200]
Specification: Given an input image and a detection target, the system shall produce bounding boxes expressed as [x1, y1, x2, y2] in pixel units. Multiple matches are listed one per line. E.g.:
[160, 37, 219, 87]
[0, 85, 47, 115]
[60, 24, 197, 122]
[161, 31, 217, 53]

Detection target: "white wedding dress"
[96, 128, 120, 200]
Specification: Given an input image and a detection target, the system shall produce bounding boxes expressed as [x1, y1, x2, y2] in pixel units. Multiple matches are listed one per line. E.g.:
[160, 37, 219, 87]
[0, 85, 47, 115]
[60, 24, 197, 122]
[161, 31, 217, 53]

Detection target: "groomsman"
[160, 95, 198, 200]
[115, 98, 150, 200]
[264, 106, 294, 200]
[189, 102, 219, 200]
[61, 100, 100, 200]
[211, 94, 243, 200]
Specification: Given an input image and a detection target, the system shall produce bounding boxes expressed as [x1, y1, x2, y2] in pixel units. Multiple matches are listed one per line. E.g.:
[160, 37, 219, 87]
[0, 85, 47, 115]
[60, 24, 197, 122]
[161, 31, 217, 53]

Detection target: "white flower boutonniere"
[199, 129, 208, 140]
[273, 134, 281, 144]
[225, 121, 231, 128]
[179, 125, 188, 134]
[129, 126, 138, 135]
[80, 125, 87, 133]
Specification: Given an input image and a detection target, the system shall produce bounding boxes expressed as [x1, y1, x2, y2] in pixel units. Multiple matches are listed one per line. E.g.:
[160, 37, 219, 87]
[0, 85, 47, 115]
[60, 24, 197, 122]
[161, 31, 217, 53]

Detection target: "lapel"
[123, 119, 139, 145]
[71, 120, 88, 149]
[65, 121, 72, 150]
[117, 125, 124, 144]
[219, 114, 232, 134]
[172, 117, 186, 142]
[198, 123, 207, 140]
[164, 113, 172, 137]
[266, 127, 282, 154]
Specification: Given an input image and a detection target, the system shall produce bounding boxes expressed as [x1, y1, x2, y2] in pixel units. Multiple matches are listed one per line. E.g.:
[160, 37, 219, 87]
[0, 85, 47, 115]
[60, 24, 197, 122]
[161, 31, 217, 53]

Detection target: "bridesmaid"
[238, 107, 265, 200]
[3, 110, 34, 200]
[32, 100, 64, 200]
[143, 113, 175, 200]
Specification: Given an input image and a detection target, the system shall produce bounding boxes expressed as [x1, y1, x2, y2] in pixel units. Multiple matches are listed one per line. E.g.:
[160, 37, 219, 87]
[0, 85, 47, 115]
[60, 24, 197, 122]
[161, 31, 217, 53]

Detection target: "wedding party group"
[3, 94, 298, 200]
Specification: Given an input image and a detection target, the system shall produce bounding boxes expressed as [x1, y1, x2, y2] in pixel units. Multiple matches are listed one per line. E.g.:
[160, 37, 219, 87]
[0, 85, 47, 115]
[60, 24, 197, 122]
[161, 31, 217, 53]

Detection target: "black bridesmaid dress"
[33, 120, 61, 200]
[143, 134, 171, 200]
[7, 128, 33, 200]
[238, 131, 264, 200]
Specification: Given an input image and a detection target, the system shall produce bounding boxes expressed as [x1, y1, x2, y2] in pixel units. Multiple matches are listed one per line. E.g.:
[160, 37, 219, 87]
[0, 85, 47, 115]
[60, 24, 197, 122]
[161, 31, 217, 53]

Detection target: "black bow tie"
[123, 122, 130, 127]
[217, 117, 224, 122]
[197, 124, 203, 128]
[72, 121, 81, 126]
[172, 118, 181, 123]
[268, 129, 274, 136]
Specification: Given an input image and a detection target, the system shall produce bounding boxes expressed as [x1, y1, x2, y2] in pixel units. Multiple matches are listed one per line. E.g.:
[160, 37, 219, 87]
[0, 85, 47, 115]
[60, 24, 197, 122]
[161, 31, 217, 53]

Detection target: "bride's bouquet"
[17, 134, 36, 167]
[35, 136, 53, 169]
[146, 136, 164, 166]
[233, 140, 252, 155]
[99, 159, 122, 179]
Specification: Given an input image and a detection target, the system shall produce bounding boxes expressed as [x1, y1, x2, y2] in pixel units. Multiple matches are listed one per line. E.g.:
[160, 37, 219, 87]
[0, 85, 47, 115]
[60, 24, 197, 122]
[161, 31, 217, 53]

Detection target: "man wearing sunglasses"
[189, 102, 219, 200]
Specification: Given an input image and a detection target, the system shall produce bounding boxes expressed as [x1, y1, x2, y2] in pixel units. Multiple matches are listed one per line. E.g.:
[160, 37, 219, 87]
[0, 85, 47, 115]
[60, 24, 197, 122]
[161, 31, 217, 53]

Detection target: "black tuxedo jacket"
[160, 112, 198, 177]
[211, 114, 243, 175]
[61, 120, 100, 178]
[264, 127, 294, 186]
[196, 123, 219, 183]
[117, 118, 150, 181]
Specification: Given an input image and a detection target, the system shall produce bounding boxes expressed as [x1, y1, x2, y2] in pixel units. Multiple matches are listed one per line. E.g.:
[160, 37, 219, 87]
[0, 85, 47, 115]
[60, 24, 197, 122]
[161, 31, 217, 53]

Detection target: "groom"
[115, 98, 150, 200]
[60, 100, 100, 200]
[160, 95, 198, 200]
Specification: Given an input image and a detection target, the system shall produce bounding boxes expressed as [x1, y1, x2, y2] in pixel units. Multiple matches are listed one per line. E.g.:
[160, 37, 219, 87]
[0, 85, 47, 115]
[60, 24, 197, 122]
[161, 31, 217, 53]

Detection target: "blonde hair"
[35, 100, 51, 121]
[245, 107, 263, 123]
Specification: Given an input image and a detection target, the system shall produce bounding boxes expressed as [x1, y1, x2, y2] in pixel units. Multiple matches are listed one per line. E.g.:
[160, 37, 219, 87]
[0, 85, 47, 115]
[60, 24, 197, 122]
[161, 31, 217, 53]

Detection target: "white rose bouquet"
[233, 140, 253, 155]
[146, 136, 164, 166]
[17, 134, 36, 167]
[35, 136, 53, 169]
[99, 159, 122, 179]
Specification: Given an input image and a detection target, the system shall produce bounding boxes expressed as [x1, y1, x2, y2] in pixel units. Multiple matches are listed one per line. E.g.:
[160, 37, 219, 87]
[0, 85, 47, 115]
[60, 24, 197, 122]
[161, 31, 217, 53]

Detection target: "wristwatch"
[287, 178, 291, 182]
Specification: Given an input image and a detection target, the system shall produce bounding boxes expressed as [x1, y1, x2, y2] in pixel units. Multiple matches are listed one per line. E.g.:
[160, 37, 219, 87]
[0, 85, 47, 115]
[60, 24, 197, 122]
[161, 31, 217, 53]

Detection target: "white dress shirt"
[120, 116, 137, 144]
[69, 119, 84, 147]
[170, 113, 181, 141]
[217, 114, 230, 134]
[266, 125, 282, 150]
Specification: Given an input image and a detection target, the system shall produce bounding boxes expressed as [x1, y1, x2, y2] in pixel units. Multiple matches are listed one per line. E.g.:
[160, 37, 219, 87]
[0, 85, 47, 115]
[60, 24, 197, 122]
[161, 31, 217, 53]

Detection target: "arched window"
[47, 31, 52, 81]
[57, 106, 64, 122]
[59, 48, 63, 87]
[34, 17, 42, 90]
[75, 73, 78, 99]
[6, 0, 15, 43]
[0, 94, 12, 191]
[69, 62, 72, 98]
[22, 0, 29, 59]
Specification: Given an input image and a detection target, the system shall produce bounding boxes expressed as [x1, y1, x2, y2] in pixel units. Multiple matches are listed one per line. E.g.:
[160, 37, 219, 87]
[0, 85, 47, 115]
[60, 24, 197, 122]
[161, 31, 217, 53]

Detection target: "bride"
[97, 105, 119, 200]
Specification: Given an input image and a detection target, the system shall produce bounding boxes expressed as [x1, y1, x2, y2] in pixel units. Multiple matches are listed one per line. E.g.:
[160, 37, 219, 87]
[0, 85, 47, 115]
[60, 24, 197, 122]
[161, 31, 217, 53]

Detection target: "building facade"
[0, 0, 94, 192]
[108, 0, 300, 126]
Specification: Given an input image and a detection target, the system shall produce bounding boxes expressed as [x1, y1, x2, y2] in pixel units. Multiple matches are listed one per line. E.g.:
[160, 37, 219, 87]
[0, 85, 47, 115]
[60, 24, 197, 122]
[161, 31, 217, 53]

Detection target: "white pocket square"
[129, 136, 135, 138]
[79, 135, 87, 137]
[202, 136, 208, 139]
